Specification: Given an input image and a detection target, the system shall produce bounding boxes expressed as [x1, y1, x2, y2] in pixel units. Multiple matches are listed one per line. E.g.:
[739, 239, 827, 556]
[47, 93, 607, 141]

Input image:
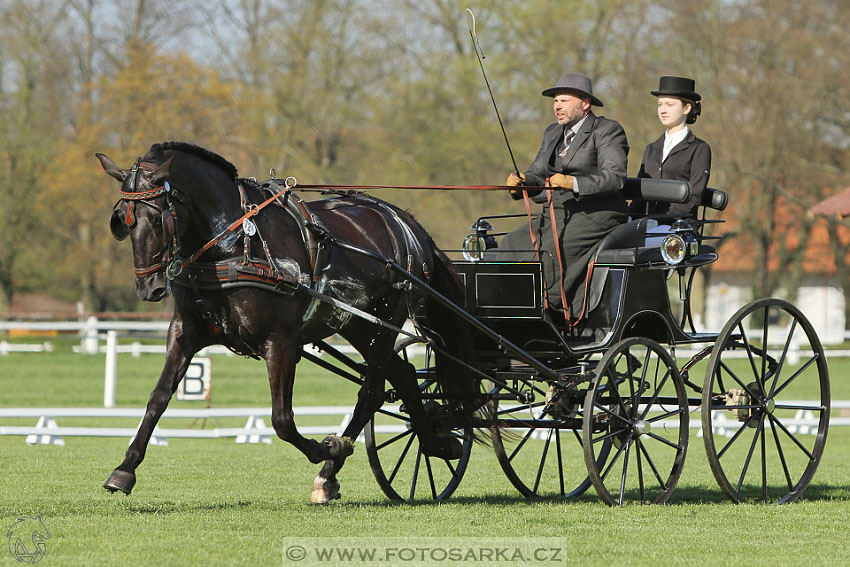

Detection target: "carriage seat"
[584, 181, 726, 314]
[701, 187, 728, 211]
[592, 218, 653, 265]
[582, 179, 690, 315]
[593, 178, 692, 266]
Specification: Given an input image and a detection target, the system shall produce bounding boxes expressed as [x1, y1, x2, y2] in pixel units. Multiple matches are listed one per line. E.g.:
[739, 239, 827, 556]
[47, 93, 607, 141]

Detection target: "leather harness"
[115, 170, 426, 342]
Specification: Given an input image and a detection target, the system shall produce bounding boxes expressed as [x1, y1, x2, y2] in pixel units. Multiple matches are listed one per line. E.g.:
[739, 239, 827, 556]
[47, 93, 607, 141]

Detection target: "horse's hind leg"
[338, 314, 461, 468]
[103, 319, 199, 494]
[308, 322, 402, 503]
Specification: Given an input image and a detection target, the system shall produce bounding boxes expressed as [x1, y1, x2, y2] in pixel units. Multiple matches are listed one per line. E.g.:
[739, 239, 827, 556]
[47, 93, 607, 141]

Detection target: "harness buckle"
[166, 260, 184, 280]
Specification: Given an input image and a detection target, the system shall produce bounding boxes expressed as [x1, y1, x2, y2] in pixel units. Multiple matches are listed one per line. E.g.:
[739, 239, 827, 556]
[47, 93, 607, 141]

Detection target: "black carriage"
[100, 144, 830, 506]
[354, 178, 830, 505]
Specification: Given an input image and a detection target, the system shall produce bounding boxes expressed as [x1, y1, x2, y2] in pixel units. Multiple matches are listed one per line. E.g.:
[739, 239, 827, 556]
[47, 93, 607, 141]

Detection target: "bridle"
[110, 158, 179, 278]
[111, 157, 297, 281]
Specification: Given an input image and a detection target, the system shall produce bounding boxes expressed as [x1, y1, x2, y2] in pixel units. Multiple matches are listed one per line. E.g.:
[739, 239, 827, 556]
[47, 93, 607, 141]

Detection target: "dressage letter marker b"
[177, 358, 211, 401]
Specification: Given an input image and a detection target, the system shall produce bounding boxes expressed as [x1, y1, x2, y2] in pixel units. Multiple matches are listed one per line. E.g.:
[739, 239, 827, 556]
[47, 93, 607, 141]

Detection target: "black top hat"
[650, 76, 701, 101]
[541, 72, 603, 106]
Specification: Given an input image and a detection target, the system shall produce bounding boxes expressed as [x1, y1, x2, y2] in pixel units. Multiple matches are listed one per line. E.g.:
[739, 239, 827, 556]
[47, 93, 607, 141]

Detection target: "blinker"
[110, 210, 130, 241]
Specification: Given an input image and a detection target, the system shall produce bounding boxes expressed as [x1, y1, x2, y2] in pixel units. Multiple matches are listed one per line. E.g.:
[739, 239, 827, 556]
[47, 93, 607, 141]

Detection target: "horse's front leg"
[263, 338, 352, 503]
[103, 319, 200, 494]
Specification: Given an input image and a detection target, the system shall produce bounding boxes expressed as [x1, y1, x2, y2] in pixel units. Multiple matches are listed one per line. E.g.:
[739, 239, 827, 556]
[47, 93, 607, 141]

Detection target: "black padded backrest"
[701, 187, 728, 211]
[622, 178, 691, 204]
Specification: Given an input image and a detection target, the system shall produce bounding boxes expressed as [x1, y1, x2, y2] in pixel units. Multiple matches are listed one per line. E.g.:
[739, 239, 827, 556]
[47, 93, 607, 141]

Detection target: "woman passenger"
[629, 76, 711, 221]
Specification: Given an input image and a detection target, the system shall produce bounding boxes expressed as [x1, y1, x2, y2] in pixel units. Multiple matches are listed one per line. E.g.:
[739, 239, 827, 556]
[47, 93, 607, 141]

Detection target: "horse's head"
[98, 152, 177, 301]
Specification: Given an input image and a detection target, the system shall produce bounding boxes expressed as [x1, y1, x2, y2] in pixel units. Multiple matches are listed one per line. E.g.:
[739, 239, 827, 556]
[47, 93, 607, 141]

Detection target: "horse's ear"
[96, 153, 126, 182]
[150, 155, 175, 185]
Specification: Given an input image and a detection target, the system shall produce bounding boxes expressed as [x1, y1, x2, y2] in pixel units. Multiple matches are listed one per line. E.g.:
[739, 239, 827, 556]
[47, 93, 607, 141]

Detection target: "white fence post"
[83, 315, 99, 354]
[104, 330, 118, 408]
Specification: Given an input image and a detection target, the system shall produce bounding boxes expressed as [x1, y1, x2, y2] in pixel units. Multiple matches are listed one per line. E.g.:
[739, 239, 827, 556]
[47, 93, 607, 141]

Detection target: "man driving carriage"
[500, 72, 628, 319]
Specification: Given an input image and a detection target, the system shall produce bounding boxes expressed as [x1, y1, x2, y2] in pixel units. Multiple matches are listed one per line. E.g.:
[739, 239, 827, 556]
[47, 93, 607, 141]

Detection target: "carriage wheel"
[701, 298, 829, 503]
[364, 337, 473, 501]
[583, 337, 689, 506]
[490, 374, 605, 500]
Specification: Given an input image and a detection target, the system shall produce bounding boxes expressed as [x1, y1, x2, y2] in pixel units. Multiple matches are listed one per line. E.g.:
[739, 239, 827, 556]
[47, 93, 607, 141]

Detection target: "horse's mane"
[145, 142, 239, 181]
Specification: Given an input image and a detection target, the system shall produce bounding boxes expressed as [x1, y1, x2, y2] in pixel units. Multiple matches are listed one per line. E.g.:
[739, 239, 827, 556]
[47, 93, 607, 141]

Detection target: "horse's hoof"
[322, 435, 355, 459]
[103, 469, 136, 495]
[310, 476, 341, 504]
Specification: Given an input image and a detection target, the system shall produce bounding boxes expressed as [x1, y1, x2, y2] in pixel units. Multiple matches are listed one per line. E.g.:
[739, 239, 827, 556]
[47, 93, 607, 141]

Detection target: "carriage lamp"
[661, 220, 699, 266]
[660, 234, 686, 265]
[462, 218, 497, 262]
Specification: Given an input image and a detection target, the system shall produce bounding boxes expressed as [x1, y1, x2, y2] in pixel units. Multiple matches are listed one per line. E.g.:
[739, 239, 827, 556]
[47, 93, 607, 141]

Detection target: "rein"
[295, 183, 547, 192]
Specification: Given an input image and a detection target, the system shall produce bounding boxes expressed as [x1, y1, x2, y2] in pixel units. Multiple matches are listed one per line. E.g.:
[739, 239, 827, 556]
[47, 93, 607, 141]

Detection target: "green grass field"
[1, 340, 849, 566]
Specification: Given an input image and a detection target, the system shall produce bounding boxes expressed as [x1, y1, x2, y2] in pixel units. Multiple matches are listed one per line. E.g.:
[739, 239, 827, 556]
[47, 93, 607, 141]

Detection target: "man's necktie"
[558, 127, 575, 157]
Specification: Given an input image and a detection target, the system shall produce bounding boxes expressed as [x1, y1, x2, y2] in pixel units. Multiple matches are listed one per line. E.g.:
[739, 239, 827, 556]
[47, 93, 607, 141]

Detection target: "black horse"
[97, 142, 476, 502]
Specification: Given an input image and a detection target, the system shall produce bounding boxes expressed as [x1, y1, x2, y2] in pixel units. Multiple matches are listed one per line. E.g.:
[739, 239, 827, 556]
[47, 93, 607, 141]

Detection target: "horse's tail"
[422, 245, 491, 440]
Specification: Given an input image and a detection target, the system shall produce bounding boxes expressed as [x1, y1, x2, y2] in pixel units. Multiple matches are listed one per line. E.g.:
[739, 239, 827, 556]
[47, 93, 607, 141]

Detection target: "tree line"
[1, 0, 849, 313]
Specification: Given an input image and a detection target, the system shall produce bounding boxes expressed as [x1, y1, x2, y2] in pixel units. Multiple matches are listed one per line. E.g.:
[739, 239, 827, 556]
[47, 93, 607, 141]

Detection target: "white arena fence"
[0, 319, 847, 446]
[0, 403, 846, 447]
[0, 406, 370, 446]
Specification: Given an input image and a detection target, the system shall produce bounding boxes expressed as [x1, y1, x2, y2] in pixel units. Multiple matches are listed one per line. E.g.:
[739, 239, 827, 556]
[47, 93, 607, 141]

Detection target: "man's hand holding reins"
[506, 172, 526, 197]
[548, 174, 575, 190]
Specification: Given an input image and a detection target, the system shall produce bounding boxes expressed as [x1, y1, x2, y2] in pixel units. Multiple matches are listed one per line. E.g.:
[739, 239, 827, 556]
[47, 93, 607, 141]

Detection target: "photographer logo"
[7, 516, 50, 564]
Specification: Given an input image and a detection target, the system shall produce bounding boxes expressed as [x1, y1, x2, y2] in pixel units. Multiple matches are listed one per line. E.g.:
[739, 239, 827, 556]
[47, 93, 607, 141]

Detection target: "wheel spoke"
[496, 401, 546, 417]
[376, 407, 406, 420]
[769, 318, 798, 398]
[603, 359, 631, 417]
[533, 428, 554, 494]
[555, 429, 565, 496]
[425, 455, 437, 500]
[640, 369, 672, 420]
[376, 428, 414, 451]
[645, 431, 682, 451]
[599, 441, 628, 482]
[626, 349, 637, 402]
[719, 360, 760, 400]
[736, 416, 764, 493]
[772, 354, 819, 398]
[619, 439, 632, 505]
[634, 347, 653, 410]
[638, 438, 667, 490]
[774, 404, 823, 412]
[507, 427, 537, 463]
[388, 432, 417, 484]
[443, 458, 457, 477]
[760, 416, 768, 503]
[593, 426, 630, 445]
[593, 401, 632, 425]
[409, 448, 423, 500]
[767, 414, 794, 492]
[571, 428, 584, 447]
[647, 407, 686, 423]
[635, 438, 646, 504]
[759, 306, 769, 398]
[717, 412, 758, 458]
[771, 414, 816, 461]
[737, 322, 762, 385]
